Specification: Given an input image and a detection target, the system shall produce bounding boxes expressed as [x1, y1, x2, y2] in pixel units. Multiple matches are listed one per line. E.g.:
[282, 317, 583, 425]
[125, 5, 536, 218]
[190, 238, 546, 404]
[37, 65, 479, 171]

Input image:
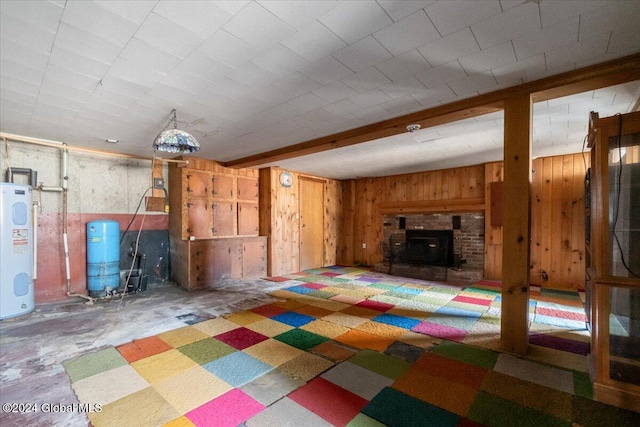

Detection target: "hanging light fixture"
[152, 109, 200, 154]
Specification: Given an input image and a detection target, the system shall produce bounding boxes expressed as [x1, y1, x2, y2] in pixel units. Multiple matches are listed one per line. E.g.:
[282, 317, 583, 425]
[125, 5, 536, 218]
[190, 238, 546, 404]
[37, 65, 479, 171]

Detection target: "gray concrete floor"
[0, 278, 288, 427]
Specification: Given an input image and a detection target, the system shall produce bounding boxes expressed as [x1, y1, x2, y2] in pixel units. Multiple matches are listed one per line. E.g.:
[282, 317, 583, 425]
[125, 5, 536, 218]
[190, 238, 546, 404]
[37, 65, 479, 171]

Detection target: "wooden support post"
[500, 94, 532, 355]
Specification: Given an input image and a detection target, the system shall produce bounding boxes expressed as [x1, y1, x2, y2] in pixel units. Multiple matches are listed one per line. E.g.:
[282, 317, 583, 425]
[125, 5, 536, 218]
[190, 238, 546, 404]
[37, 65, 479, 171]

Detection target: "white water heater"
[0, 183, 34, 320]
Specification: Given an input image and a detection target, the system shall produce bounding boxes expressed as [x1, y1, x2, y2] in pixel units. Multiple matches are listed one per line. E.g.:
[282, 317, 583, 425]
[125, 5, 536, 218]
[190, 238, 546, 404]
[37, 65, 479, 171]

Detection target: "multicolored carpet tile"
[63, 267, 640, 426]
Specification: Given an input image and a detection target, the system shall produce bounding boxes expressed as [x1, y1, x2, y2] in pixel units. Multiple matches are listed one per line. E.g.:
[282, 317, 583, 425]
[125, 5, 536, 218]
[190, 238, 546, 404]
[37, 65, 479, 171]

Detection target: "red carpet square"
[214, 327, 269, 350]
[453, 295, 493, 306]
[288, 377, 368, 426]
[356, 300, 394, 312]
[251, 304, 288, 318]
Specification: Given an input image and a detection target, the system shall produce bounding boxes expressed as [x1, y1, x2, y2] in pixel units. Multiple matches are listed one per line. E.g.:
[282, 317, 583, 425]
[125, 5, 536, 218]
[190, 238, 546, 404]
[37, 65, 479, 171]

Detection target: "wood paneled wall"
[530, 153, 589, 290]
[338, 154, 588, 291]
[338, 165, 485, 267]
[484, 162, 504, 279]
[259, 167, 341, 277]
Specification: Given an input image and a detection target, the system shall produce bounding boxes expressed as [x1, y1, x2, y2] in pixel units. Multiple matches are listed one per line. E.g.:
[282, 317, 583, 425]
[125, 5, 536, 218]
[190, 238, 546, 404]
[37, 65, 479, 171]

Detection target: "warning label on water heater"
[13, 229, 28, 254]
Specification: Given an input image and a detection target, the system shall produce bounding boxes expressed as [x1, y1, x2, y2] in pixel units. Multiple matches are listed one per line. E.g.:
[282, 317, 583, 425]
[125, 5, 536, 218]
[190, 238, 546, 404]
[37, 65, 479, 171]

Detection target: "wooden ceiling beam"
[224, 53, 640, 169]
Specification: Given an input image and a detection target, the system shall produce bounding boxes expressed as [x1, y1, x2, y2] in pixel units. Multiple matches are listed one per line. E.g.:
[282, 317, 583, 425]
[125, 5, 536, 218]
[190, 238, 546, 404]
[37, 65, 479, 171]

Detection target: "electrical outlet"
[153, 177, 165, 189]
[362, 243, 366, 249]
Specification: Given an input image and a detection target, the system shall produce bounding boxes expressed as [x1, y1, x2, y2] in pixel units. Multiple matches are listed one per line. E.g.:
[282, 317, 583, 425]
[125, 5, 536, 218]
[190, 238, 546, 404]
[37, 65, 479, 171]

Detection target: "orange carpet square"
[334, 329, 395, 352]
[117, 336, 172, 363]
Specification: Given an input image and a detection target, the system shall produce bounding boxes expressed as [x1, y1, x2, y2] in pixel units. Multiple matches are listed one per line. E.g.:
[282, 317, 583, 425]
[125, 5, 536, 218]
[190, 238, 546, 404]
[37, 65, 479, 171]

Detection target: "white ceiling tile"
[0, 0, 63, 32]
[418, 27, 479, 67]
[458, 42, 517, 74]
[222, 1, 295, 50]
[470, 2, 540, 49]
[349, 89, 393, 108]
[300, 56, 354, 85]
[424, 0, 502, 36]
[55, 23, 122, 65]
[512, 17, 578, 61]
[271, 72, 322, 97]
[152, 1, 232, 39]
[545, 32, 610, 74]
[606, 22, 640, 58]
[106, 57, 165, 88]
[32, 103, 76, 123]
[48, 46, 111, 79]
[1, 87, 37, 108]
[448, 72, 498, 97]
[251, 45, 309, 76]
[42, 64, 100, 92]
[1, 98, 33, 115]
[380, 75, 430, 99]
[121, 38, 182, 75]
[61, 1, 139, 47]
[134, 12, 203, 58]
[202, 76, 252, 99]
[251, 85, 296, 106]
[0, 39, 49, 71]
[227, 62, 279, 89]
[377, 1, 436, 21]
[492, 54, 547, 86]
[376, 49, 430, 82]
[319, 1, 392, 44]
[1, 75, 39, 97]
[380, 95, 422, 115]
[340, 67, 392, 93]
[0, 13, 56, 54]
[414, 60, 467, 89]
[198, 29, 260, 68]
[281, 21, 347, 62]
[93, 0, 156, 24]
[539, 0, 610, 28]
[177, 51, 234, 82]
[0, 60, 45, 85]
[312, 81, 357, 103]
[214, 0, 251, 15]
[579, 1, 640, 39]
[300, 107, 338, 123]
[373, 10, 440, 56]
[98, 75, 149, 100]
[287, 93, 329, 114]
[32, 97, 79, 119]
[257, 0, 339, 30]
[351, 104, 389, 122]
[322, 99, 361, 115]
[39, 79, 92, 103]
[159, 70, 212, 97]
[411, 84, 457, 108]
[332, 36, 393, 73]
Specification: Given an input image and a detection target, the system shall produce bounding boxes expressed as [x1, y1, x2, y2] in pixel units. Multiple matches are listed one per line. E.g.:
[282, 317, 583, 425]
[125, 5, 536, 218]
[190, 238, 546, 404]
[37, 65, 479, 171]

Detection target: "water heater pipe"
[33, 201, 39, 279]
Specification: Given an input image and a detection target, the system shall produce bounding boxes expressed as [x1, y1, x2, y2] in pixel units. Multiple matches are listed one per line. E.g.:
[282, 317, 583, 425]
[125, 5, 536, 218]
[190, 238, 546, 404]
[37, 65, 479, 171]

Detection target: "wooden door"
[299, 178, 324, 271]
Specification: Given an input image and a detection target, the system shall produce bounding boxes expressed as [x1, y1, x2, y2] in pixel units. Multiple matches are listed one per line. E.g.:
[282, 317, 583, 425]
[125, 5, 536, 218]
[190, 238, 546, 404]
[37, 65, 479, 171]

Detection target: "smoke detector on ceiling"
[406, 124, 421, 133]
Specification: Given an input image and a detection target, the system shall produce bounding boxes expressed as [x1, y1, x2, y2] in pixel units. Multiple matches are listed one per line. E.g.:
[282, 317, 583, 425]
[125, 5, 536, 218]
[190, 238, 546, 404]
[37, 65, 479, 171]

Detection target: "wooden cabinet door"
[238, 202, 259, 236]
[212, 202, 235, 236]
[237, 177, 259, 201]
[213, 174, 234, 199]
[243, 239, 266, 278]
[186, 170, 212, 198]
[187, 199, 213, 238]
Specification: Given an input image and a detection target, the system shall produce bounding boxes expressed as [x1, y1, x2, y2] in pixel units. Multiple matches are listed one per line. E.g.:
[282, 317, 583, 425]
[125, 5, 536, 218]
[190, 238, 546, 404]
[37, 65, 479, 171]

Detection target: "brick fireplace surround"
[375, 213, 485, 285]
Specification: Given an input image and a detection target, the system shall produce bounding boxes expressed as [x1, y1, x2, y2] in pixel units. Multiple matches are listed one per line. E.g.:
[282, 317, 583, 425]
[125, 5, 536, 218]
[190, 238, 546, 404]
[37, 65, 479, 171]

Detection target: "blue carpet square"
[271, 312, 316, 327]
[373, 313, 421, 330]
[202, 352, 272, 387]
[284, 285, 315, 295]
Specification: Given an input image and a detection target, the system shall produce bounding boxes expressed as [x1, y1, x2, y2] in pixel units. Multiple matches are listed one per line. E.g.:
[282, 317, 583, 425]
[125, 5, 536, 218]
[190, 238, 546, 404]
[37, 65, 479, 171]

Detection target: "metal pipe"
[33, 201, 38, 280]
[38, 186, 63, 192]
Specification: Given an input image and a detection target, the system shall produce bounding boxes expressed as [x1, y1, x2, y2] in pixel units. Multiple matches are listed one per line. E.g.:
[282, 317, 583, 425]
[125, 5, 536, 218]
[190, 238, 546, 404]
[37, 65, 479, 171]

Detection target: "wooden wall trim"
[378, 197, 485, 214]
[225, 54, 639, 169]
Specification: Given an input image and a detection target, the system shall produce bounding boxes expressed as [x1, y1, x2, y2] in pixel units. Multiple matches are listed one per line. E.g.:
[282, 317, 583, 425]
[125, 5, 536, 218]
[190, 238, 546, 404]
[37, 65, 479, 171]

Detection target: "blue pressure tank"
[86, 220, 120, 297]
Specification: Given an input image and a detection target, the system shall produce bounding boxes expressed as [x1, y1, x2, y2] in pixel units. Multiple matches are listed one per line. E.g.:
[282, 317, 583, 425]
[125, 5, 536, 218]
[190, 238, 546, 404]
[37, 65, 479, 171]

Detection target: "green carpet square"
[572, 371, 593, 400]
[63, 347, 128, 382]
[177, 337, 236, 365]
[571, 395, 640, 426]
[348, 349, 411, 380]
[431, 341, 498, 369]
[273, 329, 328, 350]
[363, 387, 460, 427]
[468, 391, 571, 427]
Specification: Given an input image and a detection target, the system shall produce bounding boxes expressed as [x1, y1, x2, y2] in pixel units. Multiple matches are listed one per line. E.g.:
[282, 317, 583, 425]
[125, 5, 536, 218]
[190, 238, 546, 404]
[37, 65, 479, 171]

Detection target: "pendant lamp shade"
[153, 109, 200, 154]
